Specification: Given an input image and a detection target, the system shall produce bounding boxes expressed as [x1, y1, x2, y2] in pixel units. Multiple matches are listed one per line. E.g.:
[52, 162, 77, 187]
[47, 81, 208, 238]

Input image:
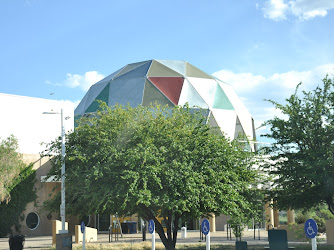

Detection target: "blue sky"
[1, 0, 334, 141]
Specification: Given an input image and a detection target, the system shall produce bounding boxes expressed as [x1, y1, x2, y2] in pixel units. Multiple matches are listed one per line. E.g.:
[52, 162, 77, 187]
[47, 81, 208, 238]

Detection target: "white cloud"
[261, 0, 334, 21]
[64, 71, 105, 91]
[262, 0, 289, 21]
[46, 71, 105, 92]
[213, 63, 334, 141]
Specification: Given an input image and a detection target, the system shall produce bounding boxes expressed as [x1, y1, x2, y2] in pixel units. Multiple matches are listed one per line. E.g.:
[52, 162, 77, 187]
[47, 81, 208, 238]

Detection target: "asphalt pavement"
[0, 229, 311, 249]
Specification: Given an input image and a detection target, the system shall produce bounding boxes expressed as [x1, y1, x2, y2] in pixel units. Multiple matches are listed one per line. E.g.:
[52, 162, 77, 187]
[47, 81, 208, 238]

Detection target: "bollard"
[142, 223, 146, 241]
[109, 225, 112, 242]
[181, 227, 187, 239]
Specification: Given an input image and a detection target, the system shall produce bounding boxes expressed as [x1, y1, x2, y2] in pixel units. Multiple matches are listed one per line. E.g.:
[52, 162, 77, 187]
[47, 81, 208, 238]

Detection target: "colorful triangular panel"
[212, 84, 234, 110]
[185, 62, 214, 79]
[148, 77, 184, 105]
[156, 60, 186, 75]
[85, 83, 110, 113]
[116, 61, 152, 79]
[142, 80, 174, 107]
[178, 79, 209, 108]
[114, 60, 151, 79]
[148, 60, 183, 77]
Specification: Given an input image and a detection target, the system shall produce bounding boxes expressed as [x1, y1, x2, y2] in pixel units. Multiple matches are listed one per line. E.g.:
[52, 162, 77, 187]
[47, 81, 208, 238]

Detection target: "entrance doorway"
[98, 214, 110, 232]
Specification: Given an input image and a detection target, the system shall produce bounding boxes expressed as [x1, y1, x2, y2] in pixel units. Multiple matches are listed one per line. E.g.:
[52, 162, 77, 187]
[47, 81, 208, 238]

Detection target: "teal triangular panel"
[85, 83, 110, 113]
[212, 84, 234, 110]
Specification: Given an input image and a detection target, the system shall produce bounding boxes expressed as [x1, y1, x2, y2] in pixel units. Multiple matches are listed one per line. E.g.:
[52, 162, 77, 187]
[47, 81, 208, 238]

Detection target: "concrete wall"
[18, 154, 59, 236]
[326, 219, 334, 245]
[75, 225, 97, 243]
[215, 214, 230, 231]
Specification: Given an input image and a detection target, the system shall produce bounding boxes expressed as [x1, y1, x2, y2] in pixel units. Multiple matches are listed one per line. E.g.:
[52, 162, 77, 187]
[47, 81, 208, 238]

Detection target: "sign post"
[201, 219, 210, 250]
[148, 219, 155, 250]
[304, 219, 318, 250]
[81, 221, 86, 250]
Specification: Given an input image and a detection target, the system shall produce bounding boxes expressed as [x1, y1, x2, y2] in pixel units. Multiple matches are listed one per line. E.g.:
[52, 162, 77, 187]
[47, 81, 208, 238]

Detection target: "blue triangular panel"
[114, 60, 152, 78]
[108, 77, 146, 107]
[116, 61, 152, 79]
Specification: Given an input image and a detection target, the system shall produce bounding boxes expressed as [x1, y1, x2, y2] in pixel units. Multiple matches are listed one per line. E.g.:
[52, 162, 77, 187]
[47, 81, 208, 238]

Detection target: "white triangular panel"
[218, 82, 254, 140]
[178, 79, 209, 108]
[211, 109, 237, 140]
[156, 60, 186, 75]
[187, 77, 217, 108]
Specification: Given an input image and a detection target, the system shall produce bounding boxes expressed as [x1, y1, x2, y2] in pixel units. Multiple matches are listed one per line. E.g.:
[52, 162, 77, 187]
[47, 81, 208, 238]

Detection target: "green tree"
[0, 164, 36, 236]
[262, 76, 334, 215]
[0, 135, 26, 203]
[45, 103, 257, 250]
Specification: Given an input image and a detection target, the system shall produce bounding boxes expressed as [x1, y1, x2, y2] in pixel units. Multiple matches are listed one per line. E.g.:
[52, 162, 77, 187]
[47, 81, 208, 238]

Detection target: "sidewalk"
[0, 230, 270, 249]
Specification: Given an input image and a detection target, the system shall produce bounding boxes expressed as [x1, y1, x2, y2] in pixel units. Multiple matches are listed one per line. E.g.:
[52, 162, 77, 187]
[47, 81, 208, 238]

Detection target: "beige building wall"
[17, 154, 60, 236]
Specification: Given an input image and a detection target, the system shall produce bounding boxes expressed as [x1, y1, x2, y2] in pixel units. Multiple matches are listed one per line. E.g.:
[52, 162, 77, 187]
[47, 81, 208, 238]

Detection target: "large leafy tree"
[45, 103, 257, 250]
[262, 76, 334, 215]
[0, 135, 26, 203]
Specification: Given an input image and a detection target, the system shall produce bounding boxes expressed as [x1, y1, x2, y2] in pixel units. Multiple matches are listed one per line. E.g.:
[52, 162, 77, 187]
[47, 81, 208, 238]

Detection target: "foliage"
[0, 164, 37, 237]
[44, 103, 258, 250]
[0, 135, 26, 203]
[227, 188, 265, 237]
[262, 76, 334, 215]
[295, 205, 334, 233]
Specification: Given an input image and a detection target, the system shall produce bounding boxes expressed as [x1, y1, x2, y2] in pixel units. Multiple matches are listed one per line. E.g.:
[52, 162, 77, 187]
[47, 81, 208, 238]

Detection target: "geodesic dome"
[75, 60, 256, 142]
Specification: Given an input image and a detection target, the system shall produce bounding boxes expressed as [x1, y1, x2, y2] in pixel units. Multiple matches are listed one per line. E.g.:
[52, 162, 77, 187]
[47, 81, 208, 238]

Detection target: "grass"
[43, 242, 334, 250]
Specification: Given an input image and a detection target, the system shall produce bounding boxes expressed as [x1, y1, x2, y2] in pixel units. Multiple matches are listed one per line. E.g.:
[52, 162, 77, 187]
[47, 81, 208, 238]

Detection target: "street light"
[43, 108, 70, 233]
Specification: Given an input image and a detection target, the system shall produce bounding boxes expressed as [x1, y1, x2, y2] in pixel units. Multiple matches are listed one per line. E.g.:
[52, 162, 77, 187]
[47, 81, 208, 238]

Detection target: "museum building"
[2, 60, 261, 236]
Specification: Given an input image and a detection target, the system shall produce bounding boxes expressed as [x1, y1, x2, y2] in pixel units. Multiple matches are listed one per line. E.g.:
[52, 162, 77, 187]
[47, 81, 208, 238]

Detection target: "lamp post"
[43, 108, 69, 233]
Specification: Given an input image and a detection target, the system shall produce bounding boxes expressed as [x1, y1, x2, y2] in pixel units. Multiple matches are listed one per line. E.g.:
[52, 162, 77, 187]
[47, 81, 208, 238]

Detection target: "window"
[26, 212, 40, 230]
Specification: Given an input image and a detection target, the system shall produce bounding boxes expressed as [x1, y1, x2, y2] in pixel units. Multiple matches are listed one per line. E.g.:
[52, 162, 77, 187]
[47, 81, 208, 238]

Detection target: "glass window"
[26, 212, 40, 230]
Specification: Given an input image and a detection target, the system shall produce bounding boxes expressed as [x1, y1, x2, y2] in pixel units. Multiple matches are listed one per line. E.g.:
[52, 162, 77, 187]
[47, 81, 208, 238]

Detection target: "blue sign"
[148, 219, 155, 234]
[201, 219, 210, 236]
[81, 221, 85, 234]
[304, 219, 318, 239]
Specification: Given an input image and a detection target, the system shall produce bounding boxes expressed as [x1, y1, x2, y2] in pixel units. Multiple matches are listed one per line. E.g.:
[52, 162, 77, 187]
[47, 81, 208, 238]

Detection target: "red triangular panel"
[148, 77, 184, 105]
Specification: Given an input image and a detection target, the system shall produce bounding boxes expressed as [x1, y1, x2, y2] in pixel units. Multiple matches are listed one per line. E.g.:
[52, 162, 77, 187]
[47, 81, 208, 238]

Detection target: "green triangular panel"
[212, 84, 234, 110]
[85, 83, 110, 113]
[185, 62, 214, 79]
[142, 80, 174, 107]
[147, 60, 183, 77]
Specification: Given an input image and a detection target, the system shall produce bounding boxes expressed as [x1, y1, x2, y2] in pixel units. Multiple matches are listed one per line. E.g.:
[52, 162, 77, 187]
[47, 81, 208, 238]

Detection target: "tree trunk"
[139, 204, 176, 250]
[326, 198, 334, 215]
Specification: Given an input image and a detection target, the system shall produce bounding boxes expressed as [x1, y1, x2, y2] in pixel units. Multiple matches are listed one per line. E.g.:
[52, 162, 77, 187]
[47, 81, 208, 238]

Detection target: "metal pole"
[60, 109, 66, 233]
[83, 227, 85, 250]
[254, 223, 255, 240]
[206, 231, 210, 250]
[312, 237, 317, 250]
[152, 228, 155, 250]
